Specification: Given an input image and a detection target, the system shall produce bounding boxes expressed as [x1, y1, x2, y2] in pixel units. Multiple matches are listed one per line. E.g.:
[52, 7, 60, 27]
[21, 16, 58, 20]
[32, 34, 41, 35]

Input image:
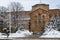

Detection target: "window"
[42, 15, 45, 27]
[38, 14, 41, 27]
[34, 20, 37, 27]
[34, 16, 37, 27]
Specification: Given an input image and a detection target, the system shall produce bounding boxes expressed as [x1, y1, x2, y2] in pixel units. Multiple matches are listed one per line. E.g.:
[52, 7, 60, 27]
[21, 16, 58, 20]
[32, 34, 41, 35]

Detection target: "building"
[30, 4, 60, 34]
[10, 11, 31, 32]
[30, 4, 49, 34]
[0, 3, 60, 33]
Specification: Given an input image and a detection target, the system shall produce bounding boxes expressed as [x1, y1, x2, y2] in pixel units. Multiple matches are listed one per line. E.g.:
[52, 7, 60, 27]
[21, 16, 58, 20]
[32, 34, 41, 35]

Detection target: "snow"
[41, 29, 60, 38]
[0, 30, 33, 39]
[9, 30, 33, 37]
[40, 15, 60, 38]
[41, 26, 60, 38]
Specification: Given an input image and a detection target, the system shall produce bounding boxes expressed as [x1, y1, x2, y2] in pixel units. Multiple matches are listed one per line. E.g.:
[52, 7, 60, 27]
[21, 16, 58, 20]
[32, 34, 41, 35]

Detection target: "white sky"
[0, 0, 60, 11]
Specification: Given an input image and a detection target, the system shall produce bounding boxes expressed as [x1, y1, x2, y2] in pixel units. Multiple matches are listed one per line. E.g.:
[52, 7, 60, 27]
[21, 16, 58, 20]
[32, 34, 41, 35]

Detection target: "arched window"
[34, 16, 37, 27]
[38, 14, 41, 27]
[42, 15, 45, 27]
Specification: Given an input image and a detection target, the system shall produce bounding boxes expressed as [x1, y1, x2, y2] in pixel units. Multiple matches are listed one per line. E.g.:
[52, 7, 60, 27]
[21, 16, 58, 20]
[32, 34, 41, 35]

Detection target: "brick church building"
[30, 4, 60, 33]
[0, 3, 60, 33]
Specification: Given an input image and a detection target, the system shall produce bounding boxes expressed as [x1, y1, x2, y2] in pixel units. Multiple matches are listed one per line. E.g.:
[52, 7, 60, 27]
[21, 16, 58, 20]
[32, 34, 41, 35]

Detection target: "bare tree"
[0, 6, 8, 17]
[0, 6, 8, 33]
[0, 6, 8, 12]
[8, 2, 24, 32]
[0, 6, 8, 16]
[8, 2, 24, 12]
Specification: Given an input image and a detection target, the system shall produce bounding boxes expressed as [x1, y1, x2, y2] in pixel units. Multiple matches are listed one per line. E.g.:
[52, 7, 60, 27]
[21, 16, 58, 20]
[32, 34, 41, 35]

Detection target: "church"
[0, 3, 60, 33]
[30, 4, 60, 34]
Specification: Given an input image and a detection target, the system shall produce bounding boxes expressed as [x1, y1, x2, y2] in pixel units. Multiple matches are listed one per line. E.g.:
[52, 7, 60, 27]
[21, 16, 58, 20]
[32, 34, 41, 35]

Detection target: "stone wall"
[13, 38, 60, 40]
[0, 38, 60, 40]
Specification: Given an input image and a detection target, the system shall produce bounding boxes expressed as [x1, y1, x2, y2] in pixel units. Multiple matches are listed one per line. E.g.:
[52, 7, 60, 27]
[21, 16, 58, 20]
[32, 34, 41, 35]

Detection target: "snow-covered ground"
[0, 30, 33, 39]
[40, 15, 60, 38]
[41, 29, 60, 38]
[40, 24, 60, 38]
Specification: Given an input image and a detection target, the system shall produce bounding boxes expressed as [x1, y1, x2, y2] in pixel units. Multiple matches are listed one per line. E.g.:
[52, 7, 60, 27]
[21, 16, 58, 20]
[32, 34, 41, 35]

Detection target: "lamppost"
[9, 12, 11, 33]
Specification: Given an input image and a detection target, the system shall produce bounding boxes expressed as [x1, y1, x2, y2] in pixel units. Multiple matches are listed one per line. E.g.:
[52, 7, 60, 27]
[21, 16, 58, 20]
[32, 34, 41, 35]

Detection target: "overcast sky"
[0, 0, 60, 11]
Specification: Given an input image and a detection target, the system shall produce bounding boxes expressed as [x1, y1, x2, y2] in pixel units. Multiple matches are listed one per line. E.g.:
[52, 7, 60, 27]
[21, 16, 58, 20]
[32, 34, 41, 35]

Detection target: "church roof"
[32, 4, 49, 7]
